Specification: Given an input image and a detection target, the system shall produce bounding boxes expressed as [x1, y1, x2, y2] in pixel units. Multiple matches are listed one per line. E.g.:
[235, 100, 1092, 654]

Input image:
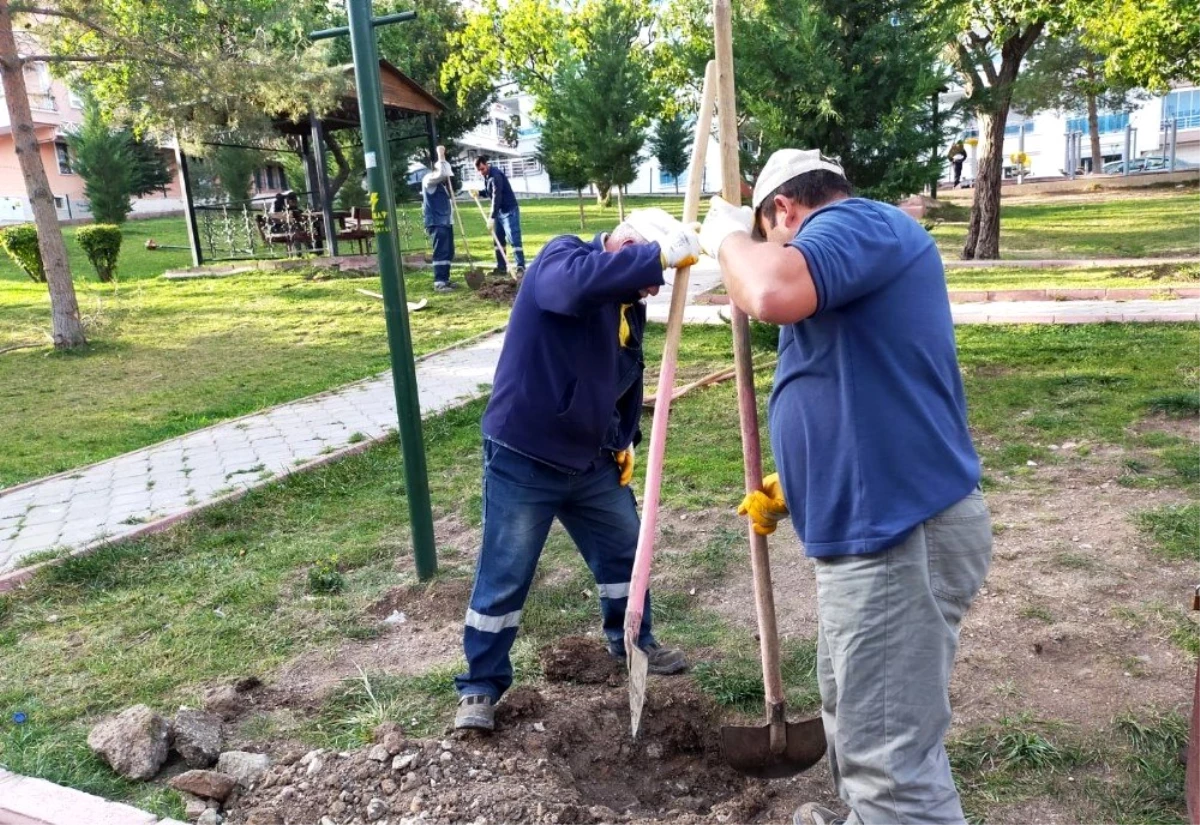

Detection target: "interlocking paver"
[0, 258, 1194, 579]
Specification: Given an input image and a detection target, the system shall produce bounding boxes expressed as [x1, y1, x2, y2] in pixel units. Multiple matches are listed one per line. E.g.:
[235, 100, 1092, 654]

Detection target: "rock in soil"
[374, 721, 406, 755]
[204, 685, 245, 721]
[170, 770, 238, 802]
[217, 751, 270, 788]
[174, 708, 223, 768]
[86, 704, 172, 780]
[540, 636, 623, 685]
[196, 810, 221, 825]
[223, 684, 761, 825]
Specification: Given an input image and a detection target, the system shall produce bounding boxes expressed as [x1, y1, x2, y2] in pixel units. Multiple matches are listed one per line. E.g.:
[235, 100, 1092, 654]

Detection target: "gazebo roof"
[272, 59, 445, 135]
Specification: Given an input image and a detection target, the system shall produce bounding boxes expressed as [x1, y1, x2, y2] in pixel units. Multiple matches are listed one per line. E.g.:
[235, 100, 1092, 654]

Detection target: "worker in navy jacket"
[475, 156, 526, 276]
[422, 145, 458, 292]
[454, 212, 702, 731]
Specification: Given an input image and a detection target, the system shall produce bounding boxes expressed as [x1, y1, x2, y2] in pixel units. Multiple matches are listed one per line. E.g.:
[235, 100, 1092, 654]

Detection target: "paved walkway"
[0, 768, 185, 825]
[1, 260, 1195, 583]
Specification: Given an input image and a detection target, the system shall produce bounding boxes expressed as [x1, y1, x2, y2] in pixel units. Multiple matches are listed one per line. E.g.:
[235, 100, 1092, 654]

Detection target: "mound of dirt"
[540, 636, 624, 685]
[224, 684, 772, 825]
[369, 577, 473, 625]
[474, 278, 520, 304]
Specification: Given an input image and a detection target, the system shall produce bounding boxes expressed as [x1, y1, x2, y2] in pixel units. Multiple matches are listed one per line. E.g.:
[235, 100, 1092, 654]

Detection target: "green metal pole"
[345, 0, 437, 580]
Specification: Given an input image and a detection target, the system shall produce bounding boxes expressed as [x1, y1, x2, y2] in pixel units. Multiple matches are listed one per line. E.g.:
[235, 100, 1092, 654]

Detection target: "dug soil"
[225, 669, 835, 825]
[473, 278, 520, 304]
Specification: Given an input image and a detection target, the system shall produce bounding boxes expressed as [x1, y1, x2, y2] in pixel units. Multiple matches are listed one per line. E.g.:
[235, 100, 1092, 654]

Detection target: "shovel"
[445, 180, 486, 291]
[624, 59, 718, 738]
[468, 188, 512, 276]
[712, 0, 826, 778]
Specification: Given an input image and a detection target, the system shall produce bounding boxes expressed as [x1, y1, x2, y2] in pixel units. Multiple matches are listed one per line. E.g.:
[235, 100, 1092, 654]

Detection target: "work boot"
[514, 266, 525, 279]
[454, 694, 494, 731]
[609, 642, 688, 675]
[793, 803, 846, 825]
[434, 281, 460, 293]
[489, 267, 508, 277]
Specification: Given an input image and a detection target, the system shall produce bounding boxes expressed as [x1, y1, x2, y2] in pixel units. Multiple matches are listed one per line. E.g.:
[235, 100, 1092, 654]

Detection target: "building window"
[254, 168, 264, 191]
[55, 141, 71, 174]
[266, 166, 276, 189]
[68, 88, 84, 109]
[1004, 119, 1035, 136]
[1066, 112, 1129, 134]
[659, 169, 683, 187]
[1163, 89, 1200, 129]
[53, 196, 63, 208]
[278, 167, 287, 190]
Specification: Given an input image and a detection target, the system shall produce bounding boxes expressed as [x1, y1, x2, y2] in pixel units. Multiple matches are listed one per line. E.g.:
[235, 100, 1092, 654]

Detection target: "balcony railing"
[0, 91, 58, 112]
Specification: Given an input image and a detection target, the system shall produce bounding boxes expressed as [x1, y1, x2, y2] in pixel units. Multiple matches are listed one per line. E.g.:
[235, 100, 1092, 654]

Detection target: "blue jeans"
[455, 440, 655, 701]
[427, 224, 453, 285]
[492, 208, 525, 270]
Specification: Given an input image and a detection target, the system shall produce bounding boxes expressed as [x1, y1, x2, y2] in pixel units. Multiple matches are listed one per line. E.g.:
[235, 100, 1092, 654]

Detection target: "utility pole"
[312, 3, 437, 580]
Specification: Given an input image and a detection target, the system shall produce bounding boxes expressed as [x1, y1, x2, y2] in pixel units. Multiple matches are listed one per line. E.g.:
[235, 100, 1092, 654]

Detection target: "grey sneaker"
[794, 803, 845, 825]
[609, 642, 688, 675]
[514, 266, 525, 279]
[454, 694, 494, 731]
[434, 281, 459, 293]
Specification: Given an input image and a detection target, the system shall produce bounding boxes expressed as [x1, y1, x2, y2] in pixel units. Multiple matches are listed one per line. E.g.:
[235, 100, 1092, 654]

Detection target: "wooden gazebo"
[179, 60, 445, 265]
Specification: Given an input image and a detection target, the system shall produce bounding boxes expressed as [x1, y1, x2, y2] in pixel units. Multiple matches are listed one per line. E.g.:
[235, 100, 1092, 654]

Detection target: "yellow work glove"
[615, 447, 635, 486]
[737, 472, 789, 535]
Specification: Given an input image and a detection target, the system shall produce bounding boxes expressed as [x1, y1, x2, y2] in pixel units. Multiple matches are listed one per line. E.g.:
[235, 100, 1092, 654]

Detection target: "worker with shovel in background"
[453, 211, 700, 732]
[475, 155, 526, 278]
[422, 145, 460, 293]
[700, 148, 992, 825]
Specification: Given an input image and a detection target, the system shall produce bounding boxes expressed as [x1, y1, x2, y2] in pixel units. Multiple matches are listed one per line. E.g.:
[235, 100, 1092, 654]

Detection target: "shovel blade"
[627, 644, 649, 738]
[465, 269, 485, 291]
[721, 716, 827, 779]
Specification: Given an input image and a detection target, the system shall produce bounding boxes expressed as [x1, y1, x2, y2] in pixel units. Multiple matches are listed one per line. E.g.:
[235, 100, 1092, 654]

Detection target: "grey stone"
[174, 708, 223, 768]
[216, 750, 270, 787]
[320, 818, 337, 825]
[306, 757, 325, 776]
[367, 797, 390, 820]
[368, 744, 390, 762]
[181, 792, 209, 821]
[392, 753, 417, 772]
[169, 770, 238, 802]
[86, 704, 172, 780]
[196, 810, 221, 825]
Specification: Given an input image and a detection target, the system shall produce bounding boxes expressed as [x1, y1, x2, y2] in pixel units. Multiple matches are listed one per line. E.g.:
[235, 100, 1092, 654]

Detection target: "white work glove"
[486, 217, 495, 231]
[438, 159, 453, 178]
[625, 208, 701, 269]
[699, 196, 754, 259]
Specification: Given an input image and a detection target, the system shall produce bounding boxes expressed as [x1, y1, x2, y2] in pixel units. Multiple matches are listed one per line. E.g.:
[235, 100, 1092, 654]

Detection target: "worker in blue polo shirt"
[421, 145, 458, 293]
[475, 155, 526, 277]
[453, 210, 702, 732]
[699, 149, 993, 825]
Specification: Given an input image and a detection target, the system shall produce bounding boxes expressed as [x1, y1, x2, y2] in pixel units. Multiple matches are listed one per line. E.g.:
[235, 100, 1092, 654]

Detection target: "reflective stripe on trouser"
[492, 208, 525, 270]
[455, 440, 655, 701]
[428, 224, 453, 284]
[815, 488, 992, 825]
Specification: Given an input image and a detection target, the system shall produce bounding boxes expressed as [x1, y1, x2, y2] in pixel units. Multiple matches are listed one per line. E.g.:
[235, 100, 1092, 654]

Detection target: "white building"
[941, 83, 1200, 183]
[453, 90, 726, 198]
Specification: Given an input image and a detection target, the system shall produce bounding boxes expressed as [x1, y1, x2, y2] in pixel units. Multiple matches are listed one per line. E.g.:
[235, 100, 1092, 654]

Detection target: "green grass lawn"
[0, 322, 1195, 817]
[0, 270, 509, 487]
[930, 190, 1200, 259]
[944, 262, 1200, 291]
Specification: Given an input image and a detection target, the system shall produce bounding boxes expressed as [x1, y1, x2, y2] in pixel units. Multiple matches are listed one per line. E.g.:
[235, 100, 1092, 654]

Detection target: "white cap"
[751, 149, 845, 208]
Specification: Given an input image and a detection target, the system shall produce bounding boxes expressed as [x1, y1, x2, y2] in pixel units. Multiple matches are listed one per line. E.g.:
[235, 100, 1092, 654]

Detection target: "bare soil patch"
[540, 635, 624, 685]
[224, 681, 839, 825]
[705, 449, 1196, 735]
[474, 279, 520, 304]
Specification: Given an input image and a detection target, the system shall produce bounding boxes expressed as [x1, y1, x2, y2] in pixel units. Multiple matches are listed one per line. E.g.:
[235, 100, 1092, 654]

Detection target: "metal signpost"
[312, 3, 437, 580]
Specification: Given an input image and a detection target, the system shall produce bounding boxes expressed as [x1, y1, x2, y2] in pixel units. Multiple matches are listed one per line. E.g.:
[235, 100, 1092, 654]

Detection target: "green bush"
[76, 224, 122, 282]
[307, 555, 345, 595]
[0, 224, 45, 282]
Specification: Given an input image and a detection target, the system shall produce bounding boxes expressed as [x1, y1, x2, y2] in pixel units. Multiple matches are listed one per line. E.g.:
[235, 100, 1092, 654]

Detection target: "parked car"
[1102, 156, 1197, 174]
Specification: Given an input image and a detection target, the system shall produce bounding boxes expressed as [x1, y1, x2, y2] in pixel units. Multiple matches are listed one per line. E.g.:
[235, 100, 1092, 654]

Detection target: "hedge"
[0, 223, 45, 283]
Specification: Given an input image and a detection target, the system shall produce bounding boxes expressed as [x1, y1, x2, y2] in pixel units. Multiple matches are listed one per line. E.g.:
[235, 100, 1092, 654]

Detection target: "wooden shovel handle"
[714, 0, 786, 710]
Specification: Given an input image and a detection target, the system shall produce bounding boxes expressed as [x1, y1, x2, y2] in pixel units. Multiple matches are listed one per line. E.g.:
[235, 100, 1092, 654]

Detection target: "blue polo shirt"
[768, 197, 980, 558]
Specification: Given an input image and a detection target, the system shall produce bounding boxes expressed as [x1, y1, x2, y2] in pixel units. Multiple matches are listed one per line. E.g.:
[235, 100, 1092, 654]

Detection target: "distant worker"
[422, 145, 459, 293]
[948, 141, 967, 187]
[475, 155, 526, 278]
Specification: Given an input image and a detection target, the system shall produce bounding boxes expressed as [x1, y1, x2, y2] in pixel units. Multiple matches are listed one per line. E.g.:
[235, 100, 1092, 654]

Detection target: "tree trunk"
[616, 186, 625, 221]
[0, 0, 84, 347]
[576, 188, 586, 230]
[962, 107, 1008, 260]
[1086, 88, 1103, 173]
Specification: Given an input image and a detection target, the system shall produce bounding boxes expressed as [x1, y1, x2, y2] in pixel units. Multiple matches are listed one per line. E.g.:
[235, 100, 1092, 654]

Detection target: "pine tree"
[651, 113, 691, 194]
[127, 137, 173, 198]
[66, 99, 134, 224]
[540, 63, 593, 229]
